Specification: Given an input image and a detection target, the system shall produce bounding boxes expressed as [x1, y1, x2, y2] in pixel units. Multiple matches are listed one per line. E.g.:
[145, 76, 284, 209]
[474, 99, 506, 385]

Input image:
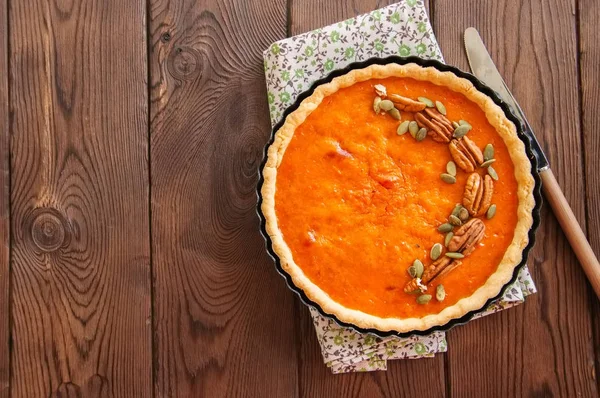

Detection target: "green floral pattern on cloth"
[262, 0, 537, 373]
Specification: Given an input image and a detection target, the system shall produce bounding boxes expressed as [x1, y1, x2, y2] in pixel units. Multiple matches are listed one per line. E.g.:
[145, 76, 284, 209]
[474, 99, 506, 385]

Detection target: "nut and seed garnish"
[480, 159, 496, 168]
[379, 99, 394, 112]
[483, 143, 494, 161]
[447, 218, 486, 256]
[453, 124, 471, 138]
[449, 214, 462, 226]
[417, 294, 432, 304]
[435, 100, 447, 115]
[412, 259, 425, 278]
[397, 120, 410, 135]
[458, 207, 470, 221]
[388, 93, 427, 112]
[373, 97, 382, 114]
[452, 121, 460, 129]
[446, 161, 457, 177]
[436, 285, 446, 301]
[444, 232, 454, 247]
[417, 96, 435, 108]
[486, 204, 497, 219]
[440, 173, 457, 184]
[451, 204, 463, 217]
[430, 243, 443, 260]
[405, 256, 462, 292]
[459, 119, 471, 127]
[449, 136, 484, 172]
[487, 165, 499, 181]
[415, 108, 454, 143]
[463, 173, 494, 216]
[408, 121, 419, 137]
[374, 84, 387, 97]
[445, 252, 465, 259]
[388, 107, 401, 120]
[416, 127, 427, 141]
[438, 223, 454, 233]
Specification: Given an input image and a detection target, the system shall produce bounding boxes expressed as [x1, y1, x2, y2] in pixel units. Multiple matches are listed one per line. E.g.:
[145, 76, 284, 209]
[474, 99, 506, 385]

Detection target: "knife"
[464, 27, 600, 299]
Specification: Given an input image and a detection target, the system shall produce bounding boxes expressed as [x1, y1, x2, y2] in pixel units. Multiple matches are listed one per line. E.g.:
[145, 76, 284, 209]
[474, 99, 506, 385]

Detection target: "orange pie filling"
[274, 77, 520, 319]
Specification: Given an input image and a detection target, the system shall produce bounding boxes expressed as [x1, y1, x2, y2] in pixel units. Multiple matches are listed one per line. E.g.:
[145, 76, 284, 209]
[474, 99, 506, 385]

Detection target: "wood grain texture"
[289, 2, 445, 396]
[8, 0, 152, 396]
[0, 0, 9, 395]
[578, 0, 600, 391]
[433, 0, 598, 396]
[149, 1, 298, 396]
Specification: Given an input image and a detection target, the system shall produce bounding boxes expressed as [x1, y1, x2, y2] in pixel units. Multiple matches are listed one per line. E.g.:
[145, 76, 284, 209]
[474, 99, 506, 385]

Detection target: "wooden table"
[0, 0, 598, 396]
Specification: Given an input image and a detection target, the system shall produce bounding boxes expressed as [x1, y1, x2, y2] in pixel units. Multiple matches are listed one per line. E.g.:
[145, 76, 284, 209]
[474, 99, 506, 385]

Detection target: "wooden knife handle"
[540, 168, 600, 298]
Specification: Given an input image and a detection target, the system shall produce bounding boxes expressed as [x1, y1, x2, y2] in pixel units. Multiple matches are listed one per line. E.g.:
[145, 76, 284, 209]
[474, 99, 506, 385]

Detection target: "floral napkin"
[263, 0, 537, 373]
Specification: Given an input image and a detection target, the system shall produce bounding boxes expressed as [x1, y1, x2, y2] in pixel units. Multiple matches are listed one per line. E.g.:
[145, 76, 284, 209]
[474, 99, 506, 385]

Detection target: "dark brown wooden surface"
[0, 0, 598, 396]
[579, 0, 600, 393]
[0, 0, 9, 396]
[8, 0, 152, 397]
[149, 0, 298, 396]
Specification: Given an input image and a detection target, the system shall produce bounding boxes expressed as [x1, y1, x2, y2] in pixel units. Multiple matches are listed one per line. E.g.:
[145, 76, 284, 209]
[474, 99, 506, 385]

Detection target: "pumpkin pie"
[261, 63, 535, 332]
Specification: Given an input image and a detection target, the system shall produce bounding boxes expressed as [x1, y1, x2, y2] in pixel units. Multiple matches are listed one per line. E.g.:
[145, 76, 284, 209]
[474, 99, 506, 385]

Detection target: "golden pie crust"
[261, 63, 535, 332]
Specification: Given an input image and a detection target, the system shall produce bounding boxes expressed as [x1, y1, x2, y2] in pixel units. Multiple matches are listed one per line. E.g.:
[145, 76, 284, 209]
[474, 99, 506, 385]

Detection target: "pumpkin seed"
[451, 204, 463, 217]
[388, 107, 401, 120]
[397, 120, 410, 135]
[487, 165, 499, 181]
[417, 96, 435, 108]
[416, 127, 427, 141]
[438, 223, 453, 233]
[445, 252, 465, 259]
[446, 161, 457, 177]
[459, 119, 471, 127]
[480, 159, 496, 168]
[453, 125, 471, 138]
[408, 266, 417, 278]
[407, 289, 422, 295]
[412, 259, 424, 278]
[484, 143, 494, 161]
[444, 232, 454, 247]
[486, 204, 497, 219]
[374, 84, 387, 96]
[430, 243, 443, 260]
[436, 285, 446, 301]
[452, 121, 460, 129]
[416, 294, 432, 305]
[409, 121, 419, 137]
[379, 99, 394, 112]
[440, 173, 456, 184]
[435, 101, 447, 115]
[449, 215, 462, 226]
[373, 96, 382, 114]
[458, 207, 469, 221]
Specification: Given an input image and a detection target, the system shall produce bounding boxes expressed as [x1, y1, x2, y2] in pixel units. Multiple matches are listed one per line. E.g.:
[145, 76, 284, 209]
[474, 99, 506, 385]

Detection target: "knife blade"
[464, 27, 600, 299]
[464, 27, 549, 171]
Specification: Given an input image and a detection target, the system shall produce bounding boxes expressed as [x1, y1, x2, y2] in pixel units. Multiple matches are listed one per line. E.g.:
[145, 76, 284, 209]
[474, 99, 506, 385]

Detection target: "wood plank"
[0, 0, 9, 395]
[433, 0, 598, 396]
[289, 1, 446, 396]
[8, 1, 152, 396]
[149, 1, 298, 396]
[578, 0, 600, 391]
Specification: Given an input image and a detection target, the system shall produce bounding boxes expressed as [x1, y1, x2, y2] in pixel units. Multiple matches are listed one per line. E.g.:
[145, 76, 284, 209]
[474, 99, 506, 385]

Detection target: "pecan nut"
[388, 93, 427, 112]
[403, 257, 462, 292]
[447, 218, 486, 256]
[463, 173, 494, 216]
[415, 108, 453, 143]
[449, 136, 484, 172]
